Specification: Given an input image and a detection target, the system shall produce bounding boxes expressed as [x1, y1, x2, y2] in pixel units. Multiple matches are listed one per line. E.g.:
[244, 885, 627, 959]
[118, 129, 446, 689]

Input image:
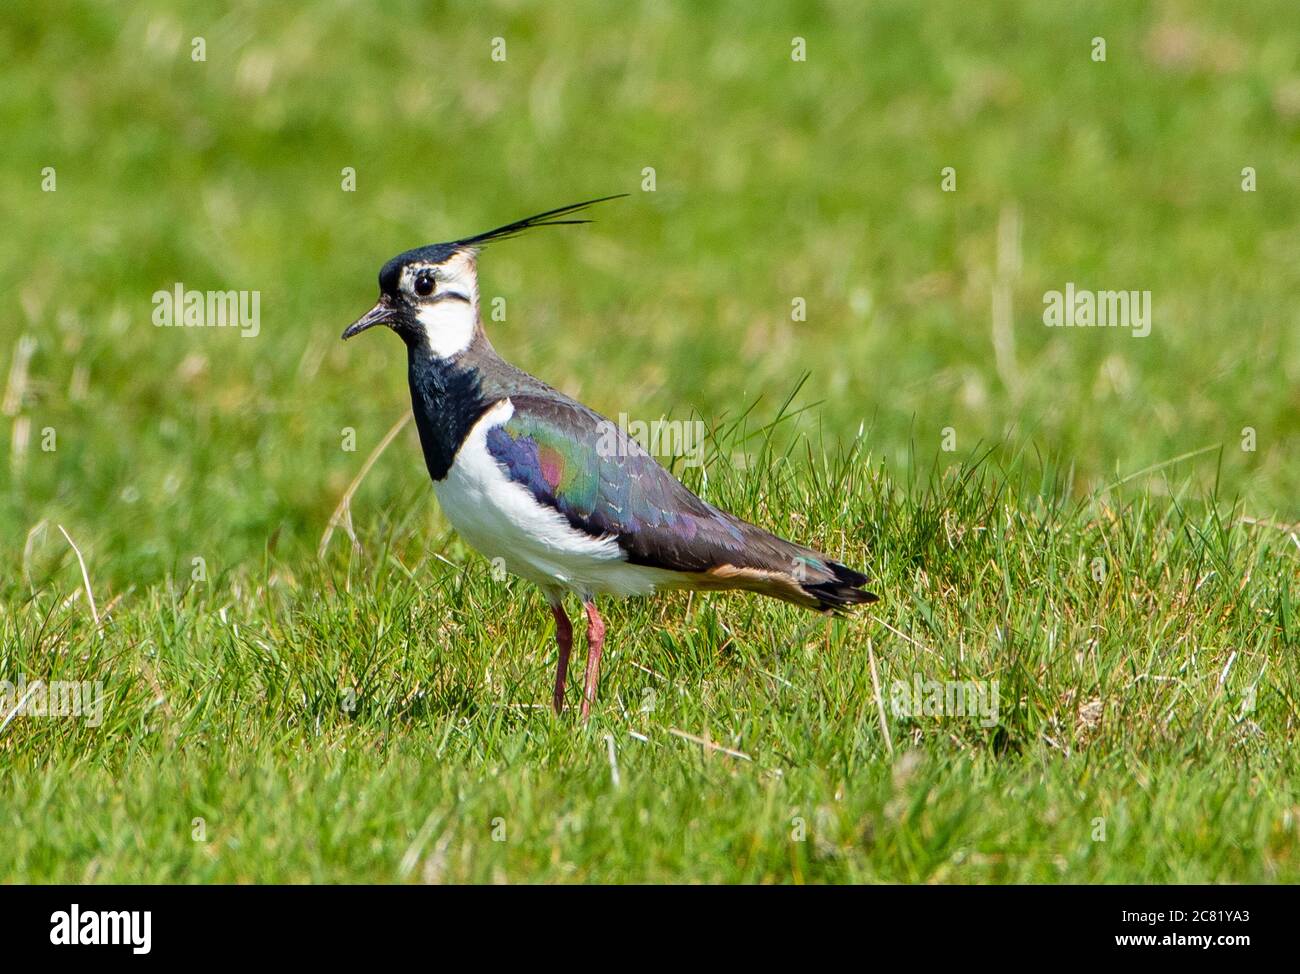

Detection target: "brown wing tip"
[704, 561, 879, 612]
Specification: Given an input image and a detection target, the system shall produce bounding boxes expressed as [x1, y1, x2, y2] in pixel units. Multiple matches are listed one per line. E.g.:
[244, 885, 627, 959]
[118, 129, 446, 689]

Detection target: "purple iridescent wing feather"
[484, 395, 787, 573]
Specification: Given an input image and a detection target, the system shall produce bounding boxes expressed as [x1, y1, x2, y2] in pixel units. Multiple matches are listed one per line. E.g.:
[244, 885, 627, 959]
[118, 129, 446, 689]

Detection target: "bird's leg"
[550, 600, 573, 715]
[580, 600, 606, 722]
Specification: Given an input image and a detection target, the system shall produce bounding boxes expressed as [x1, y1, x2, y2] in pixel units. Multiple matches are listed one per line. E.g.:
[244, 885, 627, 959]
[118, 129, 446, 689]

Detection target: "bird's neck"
[405, 331, 501, 481]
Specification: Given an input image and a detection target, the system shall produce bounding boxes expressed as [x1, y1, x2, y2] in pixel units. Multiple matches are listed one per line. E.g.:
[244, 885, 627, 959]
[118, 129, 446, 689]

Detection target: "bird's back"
[452, 335, 876, 611]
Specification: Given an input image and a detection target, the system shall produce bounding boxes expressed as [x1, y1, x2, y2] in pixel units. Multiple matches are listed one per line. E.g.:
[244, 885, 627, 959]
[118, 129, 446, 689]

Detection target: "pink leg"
[580, 600, 606, 722]
[550, 601, 572, 715]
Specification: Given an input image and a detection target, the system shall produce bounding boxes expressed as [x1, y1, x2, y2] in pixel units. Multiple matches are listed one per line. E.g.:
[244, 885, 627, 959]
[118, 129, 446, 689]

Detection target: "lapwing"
[342, 197, 877, 721]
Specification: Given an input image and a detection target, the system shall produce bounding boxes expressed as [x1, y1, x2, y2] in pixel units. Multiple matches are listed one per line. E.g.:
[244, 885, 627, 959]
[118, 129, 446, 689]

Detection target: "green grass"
[2, 0, 1298, 883]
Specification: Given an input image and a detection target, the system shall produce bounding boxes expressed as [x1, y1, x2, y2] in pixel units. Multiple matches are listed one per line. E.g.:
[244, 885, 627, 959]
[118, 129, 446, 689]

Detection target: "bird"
[341, 196, 877, 721]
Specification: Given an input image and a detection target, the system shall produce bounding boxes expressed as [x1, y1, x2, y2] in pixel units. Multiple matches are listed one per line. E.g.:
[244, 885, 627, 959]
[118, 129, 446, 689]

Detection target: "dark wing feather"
[485, 395, 746, 570]
[484, 395, 877, 609]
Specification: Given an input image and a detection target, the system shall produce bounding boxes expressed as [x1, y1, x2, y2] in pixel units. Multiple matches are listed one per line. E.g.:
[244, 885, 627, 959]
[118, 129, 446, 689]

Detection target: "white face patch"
[402, 250, 479, 359]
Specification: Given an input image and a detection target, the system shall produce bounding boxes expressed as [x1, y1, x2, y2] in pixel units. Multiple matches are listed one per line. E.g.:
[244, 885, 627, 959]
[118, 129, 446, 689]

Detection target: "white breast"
[434, 399, 682, 599]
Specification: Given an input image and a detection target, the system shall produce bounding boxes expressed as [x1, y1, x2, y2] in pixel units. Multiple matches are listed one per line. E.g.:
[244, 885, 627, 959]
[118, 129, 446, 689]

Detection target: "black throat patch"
[406, 344, 496, 481]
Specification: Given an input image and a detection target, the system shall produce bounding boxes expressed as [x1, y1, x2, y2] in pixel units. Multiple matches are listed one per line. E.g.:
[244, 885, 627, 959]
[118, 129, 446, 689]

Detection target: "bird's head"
[341, 242, 481, 358]
[342, 195, 626, 359]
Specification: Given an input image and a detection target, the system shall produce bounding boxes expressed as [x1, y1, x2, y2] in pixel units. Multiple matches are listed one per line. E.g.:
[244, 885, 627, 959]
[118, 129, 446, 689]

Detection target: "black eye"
[413, 270, 435, 297]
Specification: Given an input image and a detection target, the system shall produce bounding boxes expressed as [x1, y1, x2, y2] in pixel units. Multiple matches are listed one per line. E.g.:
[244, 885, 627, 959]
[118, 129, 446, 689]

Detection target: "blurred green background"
[2, 0, 1296, 590]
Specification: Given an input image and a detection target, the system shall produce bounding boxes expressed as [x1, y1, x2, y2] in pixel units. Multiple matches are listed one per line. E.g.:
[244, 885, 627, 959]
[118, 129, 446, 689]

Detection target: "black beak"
[341, 297, 397, 340]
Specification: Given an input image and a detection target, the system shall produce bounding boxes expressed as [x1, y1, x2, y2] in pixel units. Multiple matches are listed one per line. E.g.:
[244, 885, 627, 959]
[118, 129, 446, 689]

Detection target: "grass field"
[2, 0, 1298, 882]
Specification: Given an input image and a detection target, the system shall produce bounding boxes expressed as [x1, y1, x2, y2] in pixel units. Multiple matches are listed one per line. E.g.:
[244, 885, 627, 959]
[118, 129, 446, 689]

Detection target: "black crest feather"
[379, 195, 628, 293]
[455, 194, 628, 248]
